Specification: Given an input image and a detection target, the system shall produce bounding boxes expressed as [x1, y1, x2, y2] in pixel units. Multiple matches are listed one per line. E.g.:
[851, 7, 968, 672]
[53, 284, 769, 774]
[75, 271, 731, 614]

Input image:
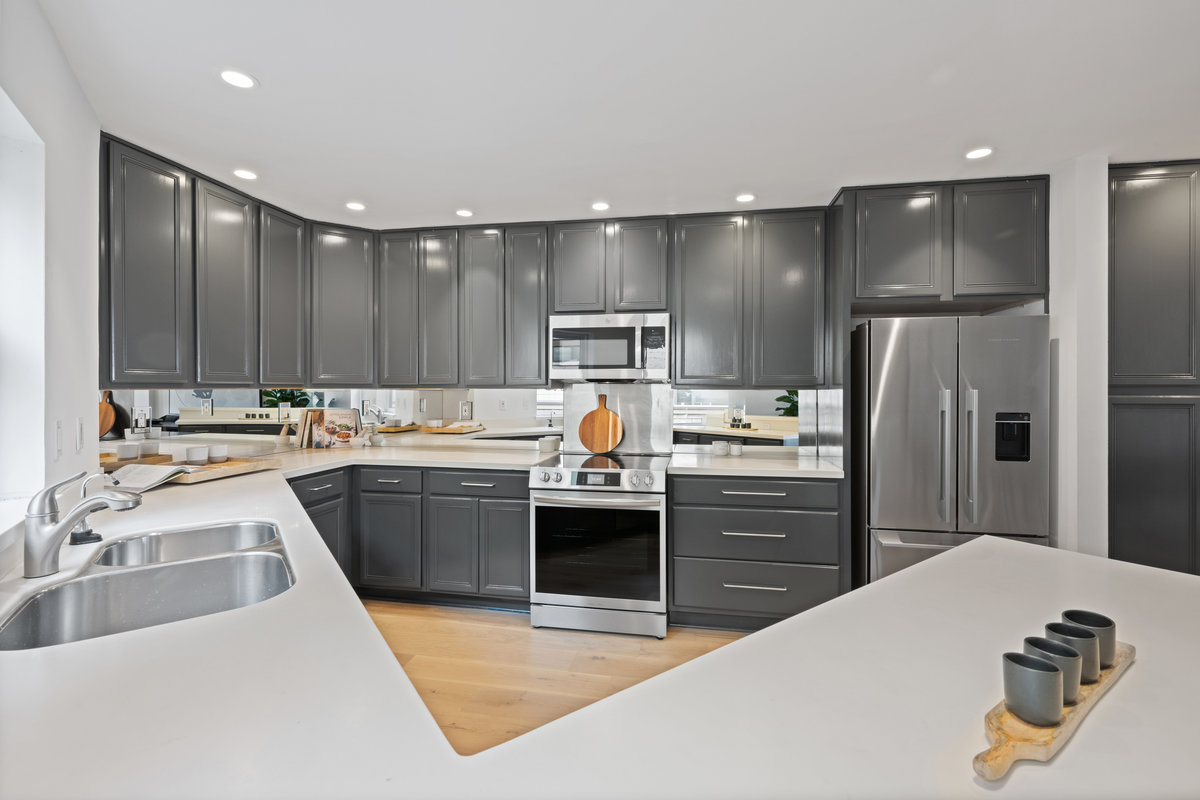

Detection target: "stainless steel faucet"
[361, 401, 384, 425]
[24, 470, 143, 578]
[70, 471, 121, 546]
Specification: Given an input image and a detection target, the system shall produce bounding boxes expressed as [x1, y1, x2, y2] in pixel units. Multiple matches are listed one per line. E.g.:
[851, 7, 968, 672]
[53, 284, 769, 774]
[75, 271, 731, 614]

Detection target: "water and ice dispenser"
[995, 412, 1031, 462]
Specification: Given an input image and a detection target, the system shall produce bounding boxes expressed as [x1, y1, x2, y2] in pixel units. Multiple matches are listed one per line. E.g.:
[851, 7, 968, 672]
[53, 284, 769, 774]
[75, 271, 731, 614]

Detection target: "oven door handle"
[530, 493, 663, 509]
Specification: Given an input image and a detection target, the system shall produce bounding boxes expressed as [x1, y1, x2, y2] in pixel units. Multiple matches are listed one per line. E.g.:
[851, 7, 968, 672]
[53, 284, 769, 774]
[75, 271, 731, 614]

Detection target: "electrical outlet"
[132, 406, 152, 429]
[279, 402, 291, 422]
[498, 399, 506, 411]
[419, 398, 427, 413]
[201, 399, 213, 416]
[459, 401, 473, 420]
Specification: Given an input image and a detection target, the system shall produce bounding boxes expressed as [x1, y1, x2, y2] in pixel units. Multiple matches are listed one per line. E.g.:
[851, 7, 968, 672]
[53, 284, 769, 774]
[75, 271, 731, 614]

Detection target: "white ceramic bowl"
[208, 444, 228, 463]
[185, 446, 209, 465]
[115, 443, 140, 460]
[139, 440, 159, 455]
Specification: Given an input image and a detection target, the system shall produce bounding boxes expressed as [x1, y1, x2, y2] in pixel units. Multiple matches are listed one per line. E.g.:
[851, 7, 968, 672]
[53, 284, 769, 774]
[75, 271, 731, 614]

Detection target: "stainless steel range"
[529, 383, 672, 638]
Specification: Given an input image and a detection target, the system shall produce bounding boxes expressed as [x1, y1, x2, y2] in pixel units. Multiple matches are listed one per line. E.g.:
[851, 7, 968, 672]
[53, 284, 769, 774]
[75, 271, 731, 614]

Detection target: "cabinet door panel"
[610, 218, 668, 311]
[1109, 398, 1197, 574]
[195, 179, 257, 384]
[379, 231, 420, 386]
[419, 230, 459, 384]
[259, 207, 308, 385]
[748, 211, 824, 387]
[107, 142, 193, 384]
[1110, 165, 1200, 385]
[311, 226, 375, 386]
[674, 215, 744, 386]
[426, 496, 479, 593]
[461, 228, 505, 386]
[505, 226, 548, 386]
[552, 222, 606, 312]
[953, 179, 1047, 296]
[479, 499, 529, 597]
[307, 496, 351, 579]
[855, 185, 947, 298]
[359, 492, 422, 589]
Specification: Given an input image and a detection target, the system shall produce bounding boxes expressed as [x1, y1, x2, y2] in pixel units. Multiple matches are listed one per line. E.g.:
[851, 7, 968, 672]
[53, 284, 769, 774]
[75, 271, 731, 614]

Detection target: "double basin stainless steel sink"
[0, 522, 294, 650]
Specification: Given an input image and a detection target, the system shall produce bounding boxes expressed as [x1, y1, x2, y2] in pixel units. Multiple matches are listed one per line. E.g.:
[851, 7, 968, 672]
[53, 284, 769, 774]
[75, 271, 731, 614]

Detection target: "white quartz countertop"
[674, 423, 794, 441]
[3, 450, 1198, 800]
[668, 445, 843, 479]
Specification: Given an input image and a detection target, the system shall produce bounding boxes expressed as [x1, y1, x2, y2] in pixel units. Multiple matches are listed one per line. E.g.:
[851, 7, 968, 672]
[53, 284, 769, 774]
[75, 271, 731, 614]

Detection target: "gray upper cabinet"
[552, 221, 607, 312]
[460, 228, 505, 386]
[419, 229, 459, 385]
[310, 225, 375, 386]
[673, 215, 744, 386]
[195, 179, 257, 385]
[259, 206, 309, 386]
[106, 142, 193, 385]
[378, 231, 420, 386]
[953, 179, 1047, 296]
[855, 184, 949, 299]
[746, 210, 824, 387]
[1110, 164, 1200, 386]
[609, 218, 669, 311]
[505, 226, 548, 386]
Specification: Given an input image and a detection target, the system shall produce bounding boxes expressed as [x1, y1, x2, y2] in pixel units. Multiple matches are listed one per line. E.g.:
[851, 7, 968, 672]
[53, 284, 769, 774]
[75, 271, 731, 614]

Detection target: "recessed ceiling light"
[965, 147, 994, 160]
[592, 202, 610, 212]
[735, 193, 756, 203]
[232, 169, 257, 180]
[220, 70, 257, 89]
[456, 209, 474, 217]
[345, 202, 366, 211]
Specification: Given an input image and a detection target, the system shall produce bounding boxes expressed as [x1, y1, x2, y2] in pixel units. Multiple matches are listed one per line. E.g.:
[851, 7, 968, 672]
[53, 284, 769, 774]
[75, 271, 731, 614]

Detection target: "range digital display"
[576, 472, 620, 487]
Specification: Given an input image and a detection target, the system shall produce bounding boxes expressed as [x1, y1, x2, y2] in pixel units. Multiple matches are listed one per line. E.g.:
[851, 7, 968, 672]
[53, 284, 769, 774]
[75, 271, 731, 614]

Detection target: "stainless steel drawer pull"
[307, 484, 334, 491]
[722, 582, 787, 592]
[721, 530, 786, 539]
[376, 479, 405, 484]
[461, 482, 495, 488]
[721, 490, 787, 497]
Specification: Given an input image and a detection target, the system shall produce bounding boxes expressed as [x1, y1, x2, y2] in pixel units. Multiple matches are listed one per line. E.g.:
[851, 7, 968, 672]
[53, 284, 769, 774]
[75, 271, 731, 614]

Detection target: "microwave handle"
[633, 325, 643, 369]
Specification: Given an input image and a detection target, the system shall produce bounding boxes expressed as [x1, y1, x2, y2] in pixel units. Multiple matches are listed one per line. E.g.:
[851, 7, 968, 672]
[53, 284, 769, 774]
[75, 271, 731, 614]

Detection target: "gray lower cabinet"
[425, 496, 480, 593]
[669, 475, 840, 629]
[505, 226, 548, 386]
[460, 228, 505, 386]
[378, 231, 420, 386]
[359, 490, 423, 589]
[259, 206, 309, 385]
[1109, 398, 1199, 576]
[419, 229, 459, 384]
[195, 179, 257, 384]
[1110, 163, 1200, 386]
[289, 470, 350, 578]
[105, 141, 194, 385]
[953, 179, 1047, 296]
[673, 215, 745, 386]
[855, 184, 949, 299]
[551, 218, 668, 313]
[746, 211, 824, 387]
[478, 499, 530, 596]
[310, 225, 375, 386]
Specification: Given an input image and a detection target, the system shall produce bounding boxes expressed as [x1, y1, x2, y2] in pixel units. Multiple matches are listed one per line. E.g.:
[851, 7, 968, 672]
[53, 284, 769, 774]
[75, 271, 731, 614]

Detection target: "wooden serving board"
[973, 641, 1136, 781]
[419, 424, 485, 434]
[100, 453, 172, 472]
[166, 457, 282, 484]
[579, 394, 623, 454]
[376, 425, 419, 433]
[721, 425, 759, 432]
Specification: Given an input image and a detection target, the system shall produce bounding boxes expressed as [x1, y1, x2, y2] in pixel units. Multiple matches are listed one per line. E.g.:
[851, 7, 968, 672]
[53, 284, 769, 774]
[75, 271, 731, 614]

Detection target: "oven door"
[530, 490, 666, 613]
[549, 315, 644, 381]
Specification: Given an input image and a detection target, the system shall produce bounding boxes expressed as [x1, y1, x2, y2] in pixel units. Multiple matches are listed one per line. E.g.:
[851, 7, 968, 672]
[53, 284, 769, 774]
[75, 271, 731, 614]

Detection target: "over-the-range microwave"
[548, 313, 669, 382]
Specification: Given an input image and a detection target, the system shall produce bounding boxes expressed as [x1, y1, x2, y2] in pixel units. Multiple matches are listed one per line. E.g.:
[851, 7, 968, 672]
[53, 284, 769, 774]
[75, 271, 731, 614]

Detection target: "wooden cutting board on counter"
[579, 394, 623, 454]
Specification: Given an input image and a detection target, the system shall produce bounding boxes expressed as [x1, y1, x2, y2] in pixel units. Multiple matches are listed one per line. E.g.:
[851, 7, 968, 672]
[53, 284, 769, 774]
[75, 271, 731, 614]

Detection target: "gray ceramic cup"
[1023, 636, 1083, 704]
[1046, 622, 1100, 683]
[1062, 610, 1116, 669]
[1003, 652, 1063, 727]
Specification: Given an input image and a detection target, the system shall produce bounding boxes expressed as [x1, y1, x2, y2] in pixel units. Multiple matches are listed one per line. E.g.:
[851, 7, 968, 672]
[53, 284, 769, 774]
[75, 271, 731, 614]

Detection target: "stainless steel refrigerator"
[851, 316, 1049, 584]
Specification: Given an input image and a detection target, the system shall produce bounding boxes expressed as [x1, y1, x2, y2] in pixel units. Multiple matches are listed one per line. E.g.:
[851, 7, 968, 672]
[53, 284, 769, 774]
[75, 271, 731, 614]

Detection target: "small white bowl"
[369, 434, 385, 446]
[144, 428, 162, 439]
[115, 443, 140, 460]
[347, 436, 367, 448]
[208, 444, 228, 463]
[185, 445, 209, 466]
[139, 440, 159, 455]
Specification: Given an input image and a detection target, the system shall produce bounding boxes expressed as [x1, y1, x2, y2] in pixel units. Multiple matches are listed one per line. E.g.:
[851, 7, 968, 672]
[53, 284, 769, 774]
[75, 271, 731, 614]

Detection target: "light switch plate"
[132, 406, 152, 429]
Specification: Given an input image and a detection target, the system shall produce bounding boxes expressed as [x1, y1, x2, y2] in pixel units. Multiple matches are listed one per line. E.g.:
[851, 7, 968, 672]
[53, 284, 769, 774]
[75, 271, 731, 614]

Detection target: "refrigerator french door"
[853, 316, 1049, 584]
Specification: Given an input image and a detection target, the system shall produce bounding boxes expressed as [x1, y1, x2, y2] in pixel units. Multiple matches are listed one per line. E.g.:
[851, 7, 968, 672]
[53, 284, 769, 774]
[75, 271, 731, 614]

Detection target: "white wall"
[1048, 155, 1109, 555]
[0, 0, 100, 488]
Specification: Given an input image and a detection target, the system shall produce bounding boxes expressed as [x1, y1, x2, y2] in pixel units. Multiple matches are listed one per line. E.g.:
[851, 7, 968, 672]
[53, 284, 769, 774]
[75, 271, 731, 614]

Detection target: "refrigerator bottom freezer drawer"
[868, 530, 1047, 582]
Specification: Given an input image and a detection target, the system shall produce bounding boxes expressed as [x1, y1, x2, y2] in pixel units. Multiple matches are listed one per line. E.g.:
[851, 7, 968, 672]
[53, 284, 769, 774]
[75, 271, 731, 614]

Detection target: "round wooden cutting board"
[99, 390, 117, 438]
[578, 394, 623, 454]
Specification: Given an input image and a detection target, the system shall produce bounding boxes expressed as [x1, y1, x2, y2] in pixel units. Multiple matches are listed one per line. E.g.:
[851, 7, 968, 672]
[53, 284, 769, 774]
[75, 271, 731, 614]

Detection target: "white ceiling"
[38, 0, 1200, 230]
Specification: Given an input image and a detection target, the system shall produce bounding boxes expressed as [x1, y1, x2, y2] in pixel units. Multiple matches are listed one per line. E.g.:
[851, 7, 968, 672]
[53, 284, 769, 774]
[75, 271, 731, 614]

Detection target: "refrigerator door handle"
[939, 388, 952, 523]
[966, 388, 979, 523]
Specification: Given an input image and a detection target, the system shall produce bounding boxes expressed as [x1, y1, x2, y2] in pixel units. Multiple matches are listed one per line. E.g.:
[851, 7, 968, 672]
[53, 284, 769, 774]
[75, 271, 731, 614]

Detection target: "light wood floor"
[363, 599, 743, 755]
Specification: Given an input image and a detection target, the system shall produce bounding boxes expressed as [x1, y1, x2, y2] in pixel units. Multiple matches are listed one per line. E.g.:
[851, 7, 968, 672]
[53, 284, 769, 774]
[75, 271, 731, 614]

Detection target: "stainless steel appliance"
[548, 313, 669, 382]
[529, 383, 672, 637]
[851, 316, 1050, 583]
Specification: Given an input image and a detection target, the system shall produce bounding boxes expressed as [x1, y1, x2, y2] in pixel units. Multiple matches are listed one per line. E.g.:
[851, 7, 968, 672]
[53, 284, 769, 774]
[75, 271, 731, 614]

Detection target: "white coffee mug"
[115, 442, 140, 460]
[185, 446, 209, 465]
[208, 444, 229, 463]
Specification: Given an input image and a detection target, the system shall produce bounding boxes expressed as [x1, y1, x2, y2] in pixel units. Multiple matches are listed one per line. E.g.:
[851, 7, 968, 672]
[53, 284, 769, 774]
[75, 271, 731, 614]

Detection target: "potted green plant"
[260, 389, 312, 408]
[775, 389, 798, 417]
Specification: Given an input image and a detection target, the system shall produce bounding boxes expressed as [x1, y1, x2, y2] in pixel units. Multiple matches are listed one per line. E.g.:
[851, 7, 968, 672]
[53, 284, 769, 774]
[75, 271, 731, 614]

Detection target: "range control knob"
[553, 472, 564, 483]
[539, 471, 550, 482]
[644, 473, 654, 487]
[630, 473, 641, 487]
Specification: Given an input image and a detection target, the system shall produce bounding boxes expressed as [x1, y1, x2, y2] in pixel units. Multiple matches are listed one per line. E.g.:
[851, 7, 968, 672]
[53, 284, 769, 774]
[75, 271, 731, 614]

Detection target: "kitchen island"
[0, 446, 1193, 798]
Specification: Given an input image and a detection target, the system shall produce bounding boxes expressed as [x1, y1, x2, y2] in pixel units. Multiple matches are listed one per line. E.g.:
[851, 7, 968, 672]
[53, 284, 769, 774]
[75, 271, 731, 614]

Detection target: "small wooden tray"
[376, 425, 419, 433]
[419, 424, 485, 434]
[973, 641, 1136, 781]
[722, 425, 759, 432]
[165, 457, 282, 483]
[100, 453, 172, 472]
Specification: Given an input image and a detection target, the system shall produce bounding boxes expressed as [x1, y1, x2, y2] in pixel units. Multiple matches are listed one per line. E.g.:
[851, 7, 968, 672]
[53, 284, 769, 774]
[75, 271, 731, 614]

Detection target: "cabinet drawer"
[428, 470, 528, 498]
[289, 470, 346, 505]
[670, 476, 838, 509]
[673, 507, 838, 564]
[360, 467, 423, 494]
[673, 557, 839, 616]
